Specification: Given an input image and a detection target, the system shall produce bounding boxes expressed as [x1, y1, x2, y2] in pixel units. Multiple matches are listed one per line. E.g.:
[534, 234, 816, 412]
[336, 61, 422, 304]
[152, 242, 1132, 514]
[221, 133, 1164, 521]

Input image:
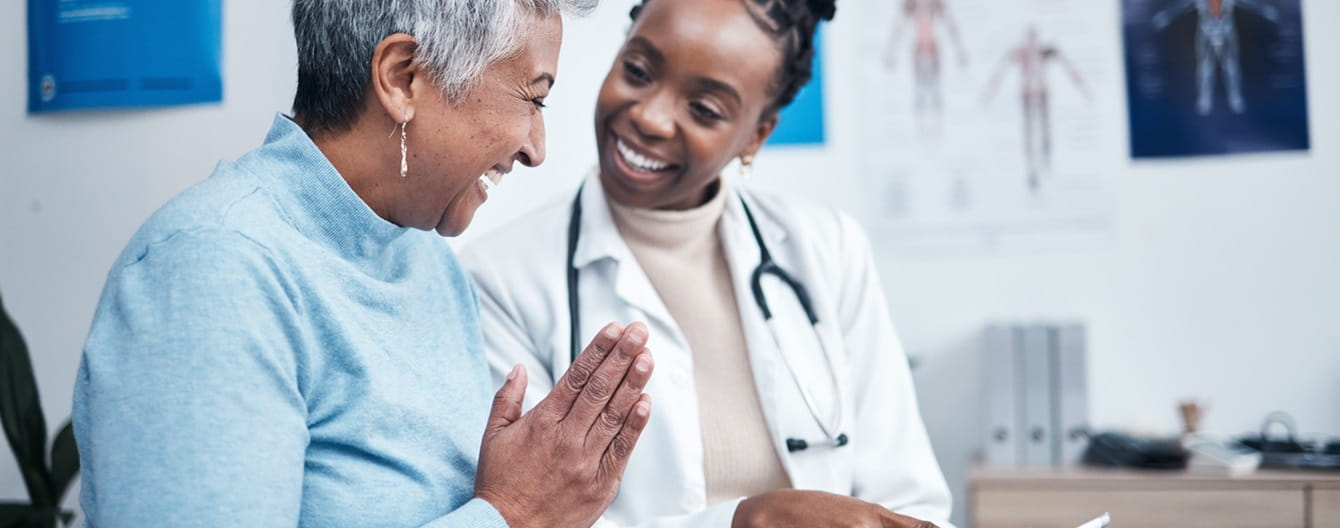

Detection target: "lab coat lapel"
[725, 188, 850, 491]
[569, 174, 704, 511]
[572, 173, 682, 348]
[719, 187, 801, 481]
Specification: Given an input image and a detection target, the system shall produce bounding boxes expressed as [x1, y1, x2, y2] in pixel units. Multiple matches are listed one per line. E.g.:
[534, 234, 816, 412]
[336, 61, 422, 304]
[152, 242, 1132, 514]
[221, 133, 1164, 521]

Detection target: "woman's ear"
[370, 33, 420, 123]
[740, 112, 779, 162]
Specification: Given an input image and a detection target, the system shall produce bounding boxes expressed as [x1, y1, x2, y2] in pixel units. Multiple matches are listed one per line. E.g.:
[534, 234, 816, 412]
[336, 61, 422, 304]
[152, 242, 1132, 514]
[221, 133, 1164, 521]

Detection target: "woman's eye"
[623, 61, 651, 84]
[690, 101, 723, 121]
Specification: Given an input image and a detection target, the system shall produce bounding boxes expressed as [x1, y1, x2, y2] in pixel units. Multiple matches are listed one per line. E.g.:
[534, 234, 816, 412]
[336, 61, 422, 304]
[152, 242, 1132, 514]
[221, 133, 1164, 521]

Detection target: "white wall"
[2, 0, 1337, 526]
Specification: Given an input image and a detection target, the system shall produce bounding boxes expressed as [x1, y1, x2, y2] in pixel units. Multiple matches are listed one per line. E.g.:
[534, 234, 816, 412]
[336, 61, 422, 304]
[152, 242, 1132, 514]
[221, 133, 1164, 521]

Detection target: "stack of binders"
[981, 323, 1089, 467]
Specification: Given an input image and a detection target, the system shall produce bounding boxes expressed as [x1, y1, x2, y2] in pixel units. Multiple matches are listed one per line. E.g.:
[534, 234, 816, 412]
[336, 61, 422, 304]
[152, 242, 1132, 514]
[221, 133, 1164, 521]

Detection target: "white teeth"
[479, 169, 503, 192]
[616, 138, 670, 172]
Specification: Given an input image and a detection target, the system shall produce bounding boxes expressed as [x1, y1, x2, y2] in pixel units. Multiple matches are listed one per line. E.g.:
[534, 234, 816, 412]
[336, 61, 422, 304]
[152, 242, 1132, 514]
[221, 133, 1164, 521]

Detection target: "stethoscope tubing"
[564, 184, 848, 451]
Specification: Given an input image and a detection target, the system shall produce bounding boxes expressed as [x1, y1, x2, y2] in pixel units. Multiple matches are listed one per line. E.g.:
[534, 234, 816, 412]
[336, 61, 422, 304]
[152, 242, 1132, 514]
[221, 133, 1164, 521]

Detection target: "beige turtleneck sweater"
[607, 183, 791, 506]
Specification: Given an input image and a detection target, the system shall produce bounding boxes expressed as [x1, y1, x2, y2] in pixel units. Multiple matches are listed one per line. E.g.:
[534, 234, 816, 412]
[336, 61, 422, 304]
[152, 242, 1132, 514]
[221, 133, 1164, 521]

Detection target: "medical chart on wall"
[849, 0, 1118, 252]
[27, 1, 223, 113]
[1122, 0, 1310, 158]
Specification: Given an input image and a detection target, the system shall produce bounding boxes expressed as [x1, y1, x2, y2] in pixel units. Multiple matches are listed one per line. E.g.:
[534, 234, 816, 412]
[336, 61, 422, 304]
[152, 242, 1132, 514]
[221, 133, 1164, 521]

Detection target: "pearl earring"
[739, 155, 754, 180]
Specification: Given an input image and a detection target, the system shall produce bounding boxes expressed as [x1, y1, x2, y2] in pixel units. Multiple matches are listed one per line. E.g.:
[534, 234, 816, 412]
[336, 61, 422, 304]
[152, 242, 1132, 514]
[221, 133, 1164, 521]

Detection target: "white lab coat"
[461, 173, 954, 528]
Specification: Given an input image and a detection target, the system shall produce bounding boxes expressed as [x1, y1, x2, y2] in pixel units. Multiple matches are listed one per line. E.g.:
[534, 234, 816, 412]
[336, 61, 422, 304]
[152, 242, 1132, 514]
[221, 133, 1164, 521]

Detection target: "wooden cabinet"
[1313, 486, 1340, 527]
[969, 468, 1340, 528]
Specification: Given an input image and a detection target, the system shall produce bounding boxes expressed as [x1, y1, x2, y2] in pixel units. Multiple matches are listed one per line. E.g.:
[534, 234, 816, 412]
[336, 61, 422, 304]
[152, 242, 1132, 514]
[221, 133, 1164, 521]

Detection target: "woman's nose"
[516, 114, 547, 168]
[628, 91, 675, 140]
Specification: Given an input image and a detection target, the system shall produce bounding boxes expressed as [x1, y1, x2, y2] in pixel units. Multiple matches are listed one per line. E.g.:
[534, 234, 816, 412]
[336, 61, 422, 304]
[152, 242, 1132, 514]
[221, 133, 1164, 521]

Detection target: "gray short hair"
[292, 0, 596, 135]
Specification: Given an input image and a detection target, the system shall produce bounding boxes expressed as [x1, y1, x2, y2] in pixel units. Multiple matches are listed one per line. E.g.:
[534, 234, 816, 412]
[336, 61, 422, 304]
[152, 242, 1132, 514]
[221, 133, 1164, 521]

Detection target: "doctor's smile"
[613, 134, 679, 176]
[593, 0, 781, 211]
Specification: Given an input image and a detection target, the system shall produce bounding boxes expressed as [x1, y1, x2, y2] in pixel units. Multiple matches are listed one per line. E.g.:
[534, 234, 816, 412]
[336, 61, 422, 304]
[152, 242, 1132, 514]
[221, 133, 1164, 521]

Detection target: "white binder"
[1021, 324, 1055, 466]
[981, 325, 1019, 466]
[1054, 323, 1089, 466]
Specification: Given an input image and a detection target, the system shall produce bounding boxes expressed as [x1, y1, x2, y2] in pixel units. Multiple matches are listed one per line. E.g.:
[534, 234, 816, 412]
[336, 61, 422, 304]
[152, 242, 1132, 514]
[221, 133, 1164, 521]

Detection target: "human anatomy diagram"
[982, 27, 1091, 191]
[884, 0, 967, 135]
[1151, 0, 1280, 115]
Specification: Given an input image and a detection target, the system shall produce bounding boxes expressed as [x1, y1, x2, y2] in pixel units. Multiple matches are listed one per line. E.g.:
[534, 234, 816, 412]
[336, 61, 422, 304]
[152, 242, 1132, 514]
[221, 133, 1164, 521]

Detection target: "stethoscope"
[565, 184, 849, 452]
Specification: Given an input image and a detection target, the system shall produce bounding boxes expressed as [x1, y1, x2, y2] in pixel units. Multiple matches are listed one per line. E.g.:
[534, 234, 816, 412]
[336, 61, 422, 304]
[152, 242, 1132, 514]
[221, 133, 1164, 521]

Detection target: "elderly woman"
[73, 1, 656, 527]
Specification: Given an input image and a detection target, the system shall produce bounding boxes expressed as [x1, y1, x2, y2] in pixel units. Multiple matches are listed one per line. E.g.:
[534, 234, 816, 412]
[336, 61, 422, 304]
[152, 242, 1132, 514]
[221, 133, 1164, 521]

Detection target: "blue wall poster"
[767, 24, 826, 146]
[1122, 0, 1310, 158]
[27, 1, 223, 113]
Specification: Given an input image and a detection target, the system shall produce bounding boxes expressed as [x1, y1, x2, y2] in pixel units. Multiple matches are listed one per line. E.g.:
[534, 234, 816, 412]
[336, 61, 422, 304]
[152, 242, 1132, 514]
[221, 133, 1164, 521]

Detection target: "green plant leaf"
[0, 503, 35, 528]
[49, 421, 78, 504]
[7, 506, 62, 528]
[0, 295, 54, 509]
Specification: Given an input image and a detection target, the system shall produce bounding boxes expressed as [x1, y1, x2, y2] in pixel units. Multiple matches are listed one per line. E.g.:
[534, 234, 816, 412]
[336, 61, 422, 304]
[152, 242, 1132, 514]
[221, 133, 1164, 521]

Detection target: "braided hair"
[630, 0, 837, 116]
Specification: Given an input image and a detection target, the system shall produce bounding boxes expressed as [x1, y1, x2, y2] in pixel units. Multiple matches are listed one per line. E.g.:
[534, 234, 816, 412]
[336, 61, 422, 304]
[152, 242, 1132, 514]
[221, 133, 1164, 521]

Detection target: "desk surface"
[970, 467, 1340, 528]
[971, 466, 1340, 490]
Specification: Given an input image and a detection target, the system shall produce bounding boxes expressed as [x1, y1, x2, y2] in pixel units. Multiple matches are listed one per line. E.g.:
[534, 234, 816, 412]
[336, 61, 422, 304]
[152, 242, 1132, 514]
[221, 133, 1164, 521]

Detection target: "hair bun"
[807, 0, 836, 21]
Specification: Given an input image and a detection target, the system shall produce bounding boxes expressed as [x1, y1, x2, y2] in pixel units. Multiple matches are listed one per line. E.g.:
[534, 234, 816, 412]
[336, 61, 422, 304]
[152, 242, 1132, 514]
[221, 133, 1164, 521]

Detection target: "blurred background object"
[980, 323, 1089, 469]
[1178, 399, 1205, 435]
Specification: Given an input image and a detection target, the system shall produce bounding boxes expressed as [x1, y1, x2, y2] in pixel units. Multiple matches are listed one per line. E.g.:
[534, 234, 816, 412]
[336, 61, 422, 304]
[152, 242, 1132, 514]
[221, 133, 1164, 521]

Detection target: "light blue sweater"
[73, 115, 507, 527]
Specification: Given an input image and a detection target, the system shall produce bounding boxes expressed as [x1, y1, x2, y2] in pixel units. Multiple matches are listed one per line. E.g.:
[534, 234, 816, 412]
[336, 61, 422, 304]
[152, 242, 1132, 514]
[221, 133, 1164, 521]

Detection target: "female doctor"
[462, 0, 951, 526]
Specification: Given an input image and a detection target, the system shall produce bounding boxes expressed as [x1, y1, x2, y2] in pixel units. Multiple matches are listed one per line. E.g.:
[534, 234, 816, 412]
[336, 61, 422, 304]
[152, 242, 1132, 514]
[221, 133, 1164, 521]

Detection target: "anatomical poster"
[1122, 0, 1310, 158]
[850, 0, 1118, 252]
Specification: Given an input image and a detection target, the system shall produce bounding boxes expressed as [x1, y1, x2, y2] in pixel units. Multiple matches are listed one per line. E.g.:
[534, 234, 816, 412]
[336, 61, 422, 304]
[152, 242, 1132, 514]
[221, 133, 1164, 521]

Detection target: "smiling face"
[594, 0, 782, 210]
[407, 14, 562, 236]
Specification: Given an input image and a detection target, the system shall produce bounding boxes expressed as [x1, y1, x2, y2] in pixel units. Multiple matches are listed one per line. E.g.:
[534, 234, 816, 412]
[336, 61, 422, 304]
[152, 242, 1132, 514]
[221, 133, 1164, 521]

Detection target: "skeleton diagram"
[1151, 0, 1279, 115]
[884, 0, 967, 135]
[983, 27, 1090, 192]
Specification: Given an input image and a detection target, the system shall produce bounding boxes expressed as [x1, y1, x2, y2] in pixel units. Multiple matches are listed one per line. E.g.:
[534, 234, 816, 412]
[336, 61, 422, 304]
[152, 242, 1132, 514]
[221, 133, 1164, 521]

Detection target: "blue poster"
[768, 24, 826, 147]
[27, 1, 223, 113]
[1122, 0, 1309, 158]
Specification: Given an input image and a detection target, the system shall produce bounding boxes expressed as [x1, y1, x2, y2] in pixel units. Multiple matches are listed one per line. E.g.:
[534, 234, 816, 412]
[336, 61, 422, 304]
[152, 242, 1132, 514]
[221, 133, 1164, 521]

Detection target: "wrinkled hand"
[733, 490, 938, 528]
[475, 322, 655, 528]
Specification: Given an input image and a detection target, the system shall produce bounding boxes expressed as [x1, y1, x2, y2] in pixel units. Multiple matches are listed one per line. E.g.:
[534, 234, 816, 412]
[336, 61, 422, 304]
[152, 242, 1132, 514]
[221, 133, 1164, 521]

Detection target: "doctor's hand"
[474, 322, 655, 528]
[734, 490, 939, 528]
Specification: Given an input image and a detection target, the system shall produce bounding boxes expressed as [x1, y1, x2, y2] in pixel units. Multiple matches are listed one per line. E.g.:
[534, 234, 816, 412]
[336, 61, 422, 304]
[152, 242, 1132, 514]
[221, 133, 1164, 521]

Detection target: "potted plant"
[0, 294, 78, 528]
